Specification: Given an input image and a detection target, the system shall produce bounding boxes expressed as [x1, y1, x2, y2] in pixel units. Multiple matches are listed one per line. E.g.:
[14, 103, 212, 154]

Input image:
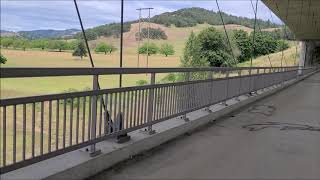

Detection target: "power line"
[250, 0, 273, 68]
[215, 0, 237, 67]
[119, 0, 124, 88]
[250, 0, 259, 71]
[73, 0, 111, 127]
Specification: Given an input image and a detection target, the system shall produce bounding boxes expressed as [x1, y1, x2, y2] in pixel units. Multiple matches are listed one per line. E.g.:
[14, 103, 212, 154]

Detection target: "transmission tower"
[136, 7, 154, 68]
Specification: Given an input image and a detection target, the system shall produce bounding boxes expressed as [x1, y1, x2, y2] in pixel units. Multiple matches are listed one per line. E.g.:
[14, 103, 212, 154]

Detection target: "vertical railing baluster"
[160, 87, 164, 119]
[63, 99, 67, 149]
[130, 91, 134, 128]
[165, 86, 169, 117]
[88, 96, 92, 141]
[156, 87, 160, 120]
[152, 87, 157, 121]
[40, 102, 44, 155]
[32, 103, 35, 157]
[13, 105, 16, 163]
[69, 99, 73, 146]
[76, 97, 80, 144]
[122, 92, 126, 130]
[55, 100, 59, 150]
[2, 106, 7, 167]
[143, 89, 148, 124]
[134, 90, 138, 126]
[23, 104, 26, 160]
[48, 101, 52, 153]
[118, 92, 122, 129]
[113, 93, 118, 132]
[82, 97, 86, 143]
[99, 95, 103, 137]
[109, 93, 113, 133]
[104, 94, 108, 134]
[168, 86, 173, 116]
[137, 90, 141, 125]
[126, 91, 130, 129]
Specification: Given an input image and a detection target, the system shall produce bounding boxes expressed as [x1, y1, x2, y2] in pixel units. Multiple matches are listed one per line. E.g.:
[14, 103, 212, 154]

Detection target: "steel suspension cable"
[215, 0, 237, 66]
[73, 0, 110, 121]
[249, 0, 259, 72]
[250, 0, 273, 68]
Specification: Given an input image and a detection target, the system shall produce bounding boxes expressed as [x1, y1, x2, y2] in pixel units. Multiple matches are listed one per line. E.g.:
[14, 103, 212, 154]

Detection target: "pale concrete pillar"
[299, 40, 320, 68]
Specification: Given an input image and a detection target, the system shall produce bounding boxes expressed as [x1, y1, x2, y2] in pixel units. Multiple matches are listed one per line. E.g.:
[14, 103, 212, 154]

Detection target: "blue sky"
[1, 0, 282, 31]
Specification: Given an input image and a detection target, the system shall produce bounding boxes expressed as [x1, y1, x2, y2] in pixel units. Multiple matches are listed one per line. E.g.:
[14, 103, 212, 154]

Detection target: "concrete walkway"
[91, 73, 320, 180]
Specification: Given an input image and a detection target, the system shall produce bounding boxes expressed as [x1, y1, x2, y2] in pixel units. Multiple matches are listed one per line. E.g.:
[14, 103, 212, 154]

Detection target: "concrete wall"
[300, 41, 320, 67]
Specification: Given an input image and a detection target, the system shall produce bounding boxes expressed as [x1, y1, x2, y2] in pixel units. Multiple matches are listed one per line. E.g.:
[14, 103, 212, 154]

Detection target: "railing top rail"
[0, 66, 300, 78]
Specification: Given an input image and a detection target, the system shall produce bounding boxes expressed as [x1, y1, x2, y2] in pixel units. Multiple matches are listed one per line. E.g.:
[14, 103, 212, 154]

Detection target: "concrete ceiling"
[262, 0, 320, 40]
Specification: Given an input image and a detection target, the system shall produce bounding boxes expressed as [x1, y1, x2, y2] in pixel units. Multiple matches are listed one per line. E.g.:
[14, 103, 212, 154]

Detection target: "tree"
[251, 32, 278, 57]
[233, 30, 252, 62]
[159, 43, 175, 57]
[48, 40, 68, 52]
[31, 39, 49, 50]
[95, 43, 117, 54]
[12, 39, 29, 51]
[0, 54, 7, 64]
[135, 28, 168, 40]
[182, 28, 237, 68]
[1, 38, 14, 48]
[182, 31, 205, 67]
[138, 43, 158, 56]
[72, 41, 87, 59]
[277, 40, 289, 51]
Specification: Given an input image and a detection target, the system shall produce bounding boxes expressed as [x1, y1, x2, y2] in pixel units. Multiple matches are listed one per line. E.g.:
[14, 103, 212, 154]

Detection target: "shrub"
[95, 43, 117, 54]
[136, 80, 148, 86]
[159, 43, 175, 57]
[0, 54, 7, 64]
[135, 28, 168, 40]
[138, 43, 158, 56]
[72, 41, 87, 59]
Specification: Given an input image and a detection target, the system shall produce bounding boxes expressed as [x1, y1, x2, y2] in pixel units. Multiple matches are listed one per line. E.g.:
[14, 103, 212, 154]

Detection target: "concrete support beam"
[300, 41, 320, 68]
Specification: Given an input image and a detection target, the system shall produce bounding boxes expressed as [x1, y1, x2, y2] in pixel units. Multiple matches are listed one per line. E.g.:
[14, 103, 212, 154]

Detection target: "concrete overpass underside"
[262, 0, 320, 40]
[262, 0, 320, 66]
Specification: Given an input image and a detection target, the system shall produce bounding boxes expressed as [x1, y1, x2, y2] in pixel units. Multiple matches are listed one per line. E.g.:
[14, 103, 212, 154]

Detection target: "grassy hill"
[82, 7, 278, 40]
[90, 22, 255, 56]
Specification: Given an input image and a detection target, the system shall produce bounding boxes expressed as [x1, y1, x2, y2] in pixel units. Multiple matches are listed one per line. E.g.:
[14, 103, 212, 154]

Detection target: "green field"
[1, 23, 299, 98]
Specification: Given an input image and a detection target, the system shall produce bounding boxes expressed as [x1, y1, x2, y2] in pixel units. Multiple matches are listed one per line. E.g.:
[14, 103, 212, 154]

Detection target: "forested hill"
[76, 7, 278, 40]
[151, 7, 277, 28]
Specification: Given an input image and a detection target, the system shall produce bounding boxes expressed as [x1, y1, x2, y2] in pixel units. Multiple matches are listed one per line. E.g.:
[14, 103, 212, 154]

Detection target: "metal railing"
[0, 66, 317, 173]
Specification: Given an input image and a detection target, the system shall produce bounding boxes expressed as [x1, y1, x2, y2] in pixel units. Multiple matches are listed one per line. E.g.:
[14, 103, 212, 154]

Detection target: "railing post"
[182, 72, 190, 122]
[205, 71, 213, 112]
[235, 70, 241, 101]
[89, 75, 101, 156]
[222, 70, 229, 106]
[147, 73, 156, 134]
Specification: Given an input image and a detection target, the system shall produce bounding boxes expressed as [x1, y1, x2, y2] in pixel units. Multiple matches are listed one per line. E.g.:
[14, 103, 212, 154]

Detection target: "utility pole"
[137, 9, 142, 67]
[119, 0, 124, 87]
[136, 8, 153, 68]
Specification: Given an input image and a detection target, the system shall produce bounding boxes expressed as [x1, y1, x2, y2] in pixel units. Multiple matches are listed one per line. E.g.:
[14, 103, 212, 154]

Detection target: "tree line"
[70, 7, 279, 41]
[135, 28, 168, 41]
[1, 37, 78, 51]
[151, 7, 278, 28]
[138, 43, 175, 57]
